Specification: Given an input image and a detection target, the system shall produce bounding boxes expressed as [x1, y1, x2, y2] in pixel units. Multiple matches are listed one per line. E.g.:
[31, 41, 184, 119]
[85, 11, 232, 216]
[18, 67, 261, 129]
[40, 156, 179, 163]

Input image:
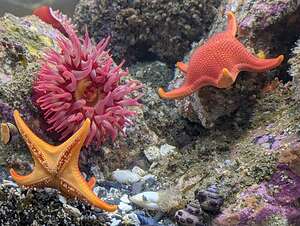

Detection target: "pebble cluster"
[0, 165, 176, 225]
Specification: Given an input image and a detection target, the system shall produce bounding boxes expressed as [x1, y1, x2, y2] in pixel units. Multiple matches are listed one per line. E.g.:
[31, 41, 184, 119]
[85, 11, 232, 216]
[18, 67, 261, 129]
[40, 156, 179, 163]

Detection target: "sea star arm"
[10, 160, 51, 187]
[57, 119, 117, 212]
[217, 68, 235, 88]
[158, 77, 216, 99]
[238, 55, 284, 72]
[87, 176, 96, 189]
[176, 62, 188, 73]
[55, 119, 91, 172]
[226, 11, 237, 37]
[61, 171, 118, 212]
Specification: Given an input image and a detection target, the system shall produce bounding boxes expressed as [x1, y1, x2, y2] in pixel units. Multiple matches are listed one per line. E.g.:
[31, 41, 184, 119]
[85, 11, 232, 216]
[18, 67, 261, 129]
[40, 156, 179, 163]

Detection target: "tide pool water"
[0, 0, 78, 17]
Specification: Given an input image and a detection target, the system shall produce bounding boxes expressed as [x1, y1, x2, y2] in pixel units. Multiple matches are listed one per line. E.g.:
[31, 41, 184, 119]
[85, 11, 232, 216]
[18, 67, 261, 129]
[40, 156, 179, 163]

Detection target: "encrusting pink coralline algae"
[33, 18, 143, 146]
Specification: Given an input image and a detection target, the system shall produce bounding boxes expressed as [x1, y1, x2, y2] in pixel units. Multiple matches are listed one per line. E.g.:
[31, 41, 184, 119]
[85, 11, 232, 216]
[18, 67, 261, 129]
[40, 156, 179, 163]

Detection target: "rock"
[110, 218, 122, 226]
[118, 201, 133, 213]
[136, 212, 162, 226]
[63, 204, 82, 218]
[132, 166, 146, 177]
[2, 179, 18, 188]
[122, 213, 141, 226]
[143, 174, 157, 185]
[160, 144, 176, 158]
[112, 170, 141, 184]
[130, 61, 173, 88]
[144, 146, 160, 162]
[58, 194, 67, 204]
[0, 184, 111, 225]
[130, 190, 182, 212]
[130, 191, 160, 210]
[289, 38, 300, 99]
[131, 181, 145, 195]
[0, 165, 9, 183]
[73, 0, 222, 64]
[0, 13, 62, 166]
[129, 61, 200, 147]
[90, 165, 105, 182]
[120, 194, 130, 204]
[144, 144, 176, 162]
[215, 165, 300, 225]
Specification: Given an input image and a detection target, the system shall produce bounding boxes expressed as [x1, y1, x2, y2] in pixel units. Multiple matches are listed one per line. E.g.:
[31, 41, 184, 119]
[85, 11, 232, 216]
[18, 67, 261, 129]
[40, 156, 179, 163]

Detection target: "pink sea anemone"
[33, 22, 143, 146]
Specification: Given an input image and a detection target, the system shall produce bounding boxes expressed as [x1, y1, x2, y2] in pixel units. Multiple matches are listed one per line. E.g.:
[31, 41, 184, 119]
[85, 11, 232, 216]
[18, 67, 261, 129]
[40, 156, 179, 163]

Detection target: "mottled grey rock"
[112, 170, 141, 184]
[130, 61, 202, 147]
[63, 204, 82, 218]
[73, 0, 221, 64]
[289, 38, 300, 100]
[118, 201, 133, 213]
[160, 144, 176, 157]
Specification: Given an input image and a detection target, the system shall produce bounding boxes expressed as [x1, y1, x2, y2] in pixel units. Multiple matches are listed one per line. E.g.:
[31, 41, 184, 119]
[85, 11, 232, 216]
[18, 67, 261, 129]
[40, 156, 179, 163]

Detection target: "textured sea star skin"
[10, 110, 117, 212]
[32, 6, 74, 36]
[158, 12, 284, 99]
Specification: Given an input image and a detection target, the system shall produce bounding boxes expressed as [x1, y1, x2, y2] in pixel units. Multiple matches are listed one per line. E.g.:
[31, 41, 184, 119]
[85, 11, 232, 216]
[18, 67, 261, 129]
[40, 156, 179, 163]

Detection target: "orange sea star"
[10, 110, 117, 212]
[158, 11, 284, 99]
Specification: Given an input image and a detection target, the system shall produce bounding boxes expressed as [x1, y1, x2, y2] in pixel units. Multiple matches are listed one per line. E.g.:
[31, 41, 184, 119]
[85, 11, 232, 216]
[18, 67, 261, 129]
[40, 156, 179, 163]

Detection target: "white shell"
[112, 170, 141, 184]
[129, 191, 160, 210]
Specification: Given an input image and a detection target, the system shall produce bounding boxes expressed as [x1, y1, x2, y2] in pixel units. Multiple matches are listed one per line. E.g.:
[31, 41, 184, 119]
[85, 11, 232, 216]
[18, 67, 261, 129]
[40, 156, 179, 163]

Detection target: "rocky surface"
[0, 182, 111, 225]
[73, 0, 221, 64]
[289, 37, 300, 100]
[0, 13, 62, 167]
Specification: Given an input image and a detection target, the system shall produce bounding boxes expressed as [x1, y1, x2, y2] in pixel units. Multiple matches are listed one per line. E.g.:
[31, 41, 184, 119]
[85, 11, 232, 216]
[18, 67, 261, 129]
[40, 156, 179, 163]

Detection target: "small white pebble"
[112, 170, 141, 184]
[159, 144, 176, 157]
[58, 194, 67, 204]
[63, 204, 81, 218]
[110, 218, 122, 226]
[118, 202, 133, 213]
[120, 194, 130, 204]
[143, 174, 156, 181]
[2, 180, 18, 188]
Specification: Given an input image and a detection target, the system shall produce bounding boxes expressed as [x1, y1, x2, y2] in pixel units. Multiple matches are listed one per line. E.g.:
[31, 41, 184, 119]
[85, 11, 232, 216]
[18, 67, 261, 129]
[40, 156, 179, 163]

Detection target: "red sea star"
[158, 11, 284, 100]
[33, 6, 73, 36]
